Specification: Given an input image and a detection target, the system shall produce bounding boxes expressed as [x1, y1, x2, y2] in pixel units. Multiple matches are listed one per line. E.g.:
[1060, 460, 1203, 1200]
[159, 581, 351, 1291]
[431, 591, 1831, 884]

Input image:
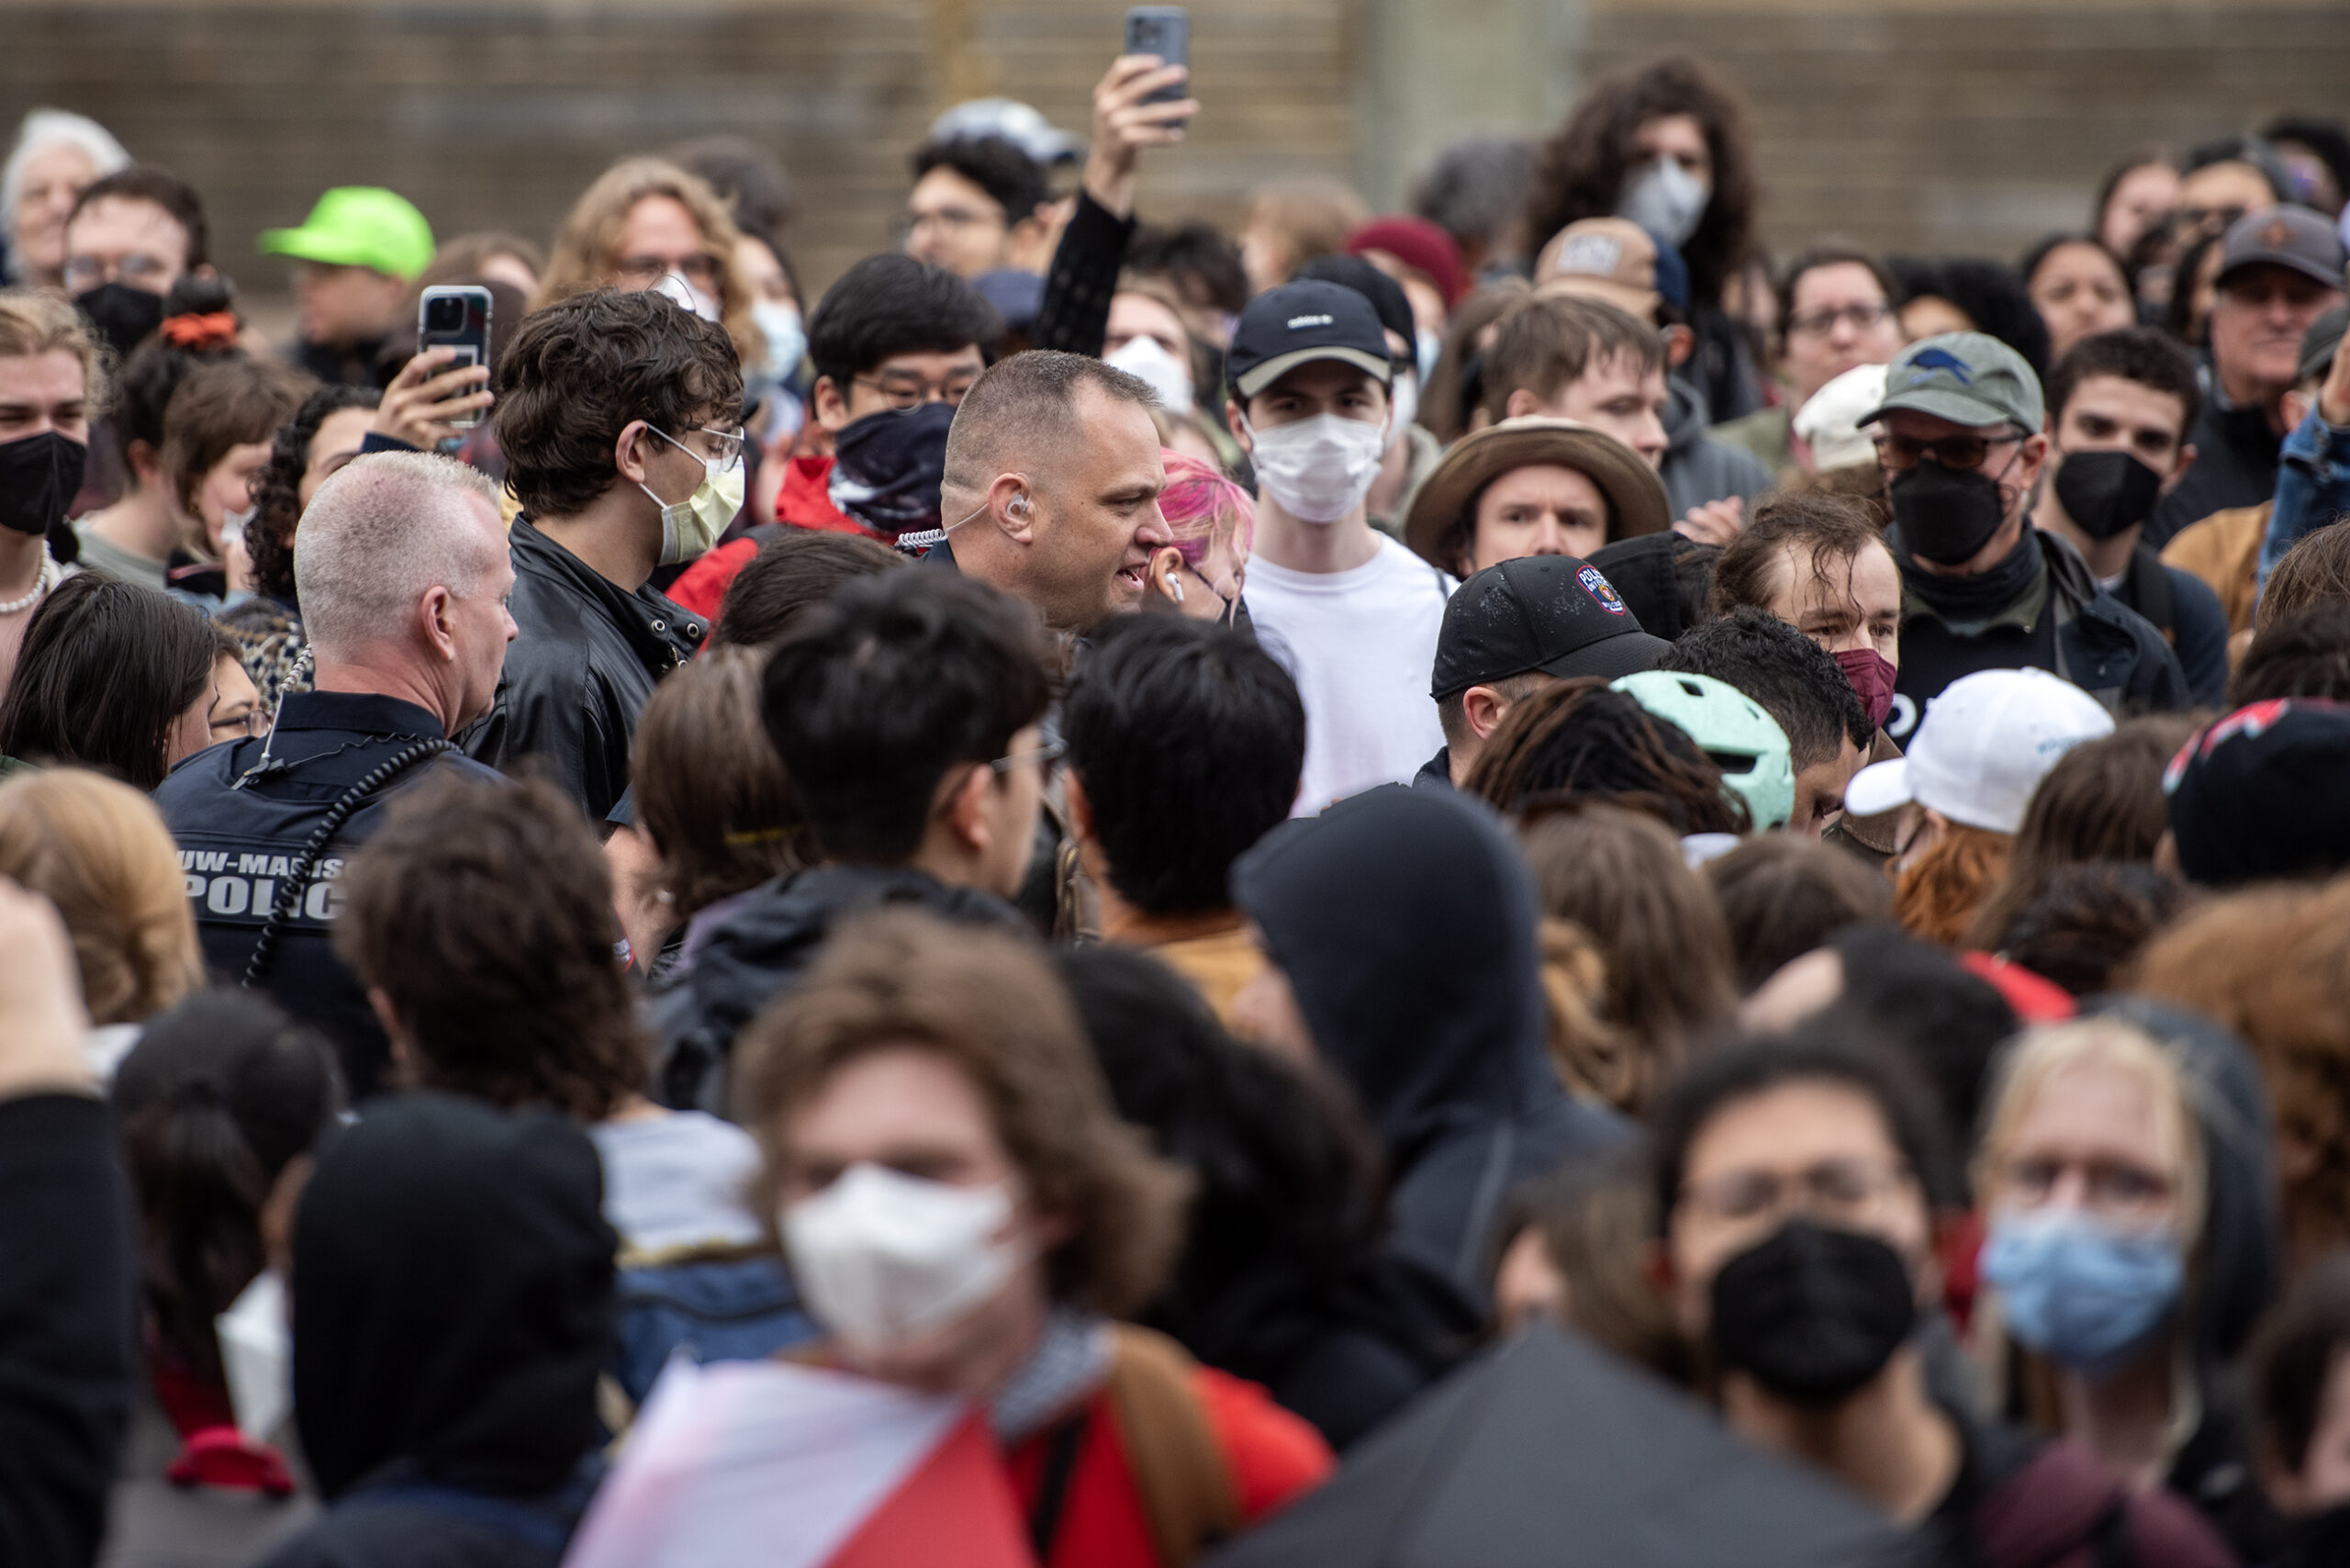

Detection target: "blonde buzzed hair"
[0, 286, 106, 409]
[295, 451, 505, 655]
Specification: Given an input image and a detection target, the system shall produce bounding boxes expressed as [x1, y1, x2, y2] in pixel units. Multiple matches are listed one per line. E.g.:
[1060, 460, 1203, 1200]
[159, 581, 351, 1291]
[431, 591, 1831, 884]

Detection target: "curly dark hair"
[1523, 55, 1759, 308]
[495, 286, 744, 521]
[244, 384, 378, 607]
[1462, 675, 1747, 834]
[333, 771, 649, 1122]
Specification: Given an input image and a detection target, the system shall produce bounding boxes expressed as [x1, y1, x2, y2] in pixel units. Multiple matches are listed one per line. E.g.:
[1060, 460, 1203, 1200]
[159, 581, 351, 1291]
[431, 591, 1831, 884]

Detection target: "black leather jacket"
[460, 518, 703, 821]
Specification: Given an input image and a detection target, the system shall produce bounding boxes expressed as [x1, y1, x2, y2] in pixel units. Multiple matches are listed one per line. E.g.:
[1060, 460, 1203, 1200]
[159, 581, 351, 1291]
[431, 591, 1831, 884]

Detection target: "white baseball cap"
[1792, 363, 1890, 471]
[1844, 667, 2116, 834]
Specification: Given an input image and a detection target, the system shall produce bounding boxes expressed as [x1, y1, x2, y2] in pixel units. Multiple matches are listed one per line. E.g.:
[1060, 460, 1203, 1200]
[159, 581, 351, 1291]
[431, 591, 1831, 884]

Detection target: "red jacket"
[1006, 1361, 1331, 1568]
[665, 454, 878, 624]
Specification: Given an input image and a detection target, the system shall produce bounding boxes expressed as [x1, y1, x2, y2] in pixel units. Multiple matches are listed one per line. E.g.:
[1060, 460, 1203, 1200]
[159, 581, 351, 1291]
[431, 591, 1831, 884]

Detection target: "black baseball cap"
[1227, 280, 1394, 400]
[1430, 554, 1670, 700]
[2165, 699, 2350, 887]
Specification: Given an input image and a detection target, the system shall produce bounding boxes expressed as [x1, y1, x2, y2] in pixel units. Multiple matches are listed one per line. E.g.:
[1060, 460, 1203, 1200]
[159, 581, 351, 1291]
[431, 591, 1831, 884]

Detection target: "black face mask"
[1708, 1220, 1918, 1405]
[827, 401, 955, 536]
[0, 431, 88, 537]
[2053, 449, 2163, 542]
[73, 281, 167, 361]
[1888, 460, 2009, 566]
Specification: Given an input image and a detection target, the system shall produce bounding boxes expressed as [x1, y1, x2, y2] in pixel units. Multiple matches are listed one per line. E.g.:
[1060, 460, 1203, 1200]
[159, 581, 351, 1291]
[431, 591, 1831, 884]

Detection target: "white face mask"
[783, 1163, 1020, 1350]
[1617, 157, 1709, 250]
[640, 426, 744, 566]
[1245, 410, 1389, 524]
[1416, 329, 1443, 385]
[1105, 335, 1194, 414]
[215, 1269, 291, 1441]
[1386, 370, 1420, 453]
[752, 299, 806, 379]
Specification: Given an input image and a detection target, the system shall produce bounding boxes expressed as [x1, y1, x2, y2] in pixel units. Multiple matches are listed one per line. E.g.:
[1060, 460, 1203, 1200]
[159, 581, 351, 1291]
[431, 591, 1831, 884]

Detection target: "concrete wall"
[4, 0, 2344, 308]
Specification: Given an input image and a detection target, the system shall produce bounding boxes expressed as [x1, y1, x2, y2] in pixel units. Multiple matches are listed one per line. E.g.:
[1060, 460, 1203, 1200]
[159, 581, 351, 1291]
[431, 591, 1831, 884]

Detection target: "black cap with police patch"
[1431, 554, 1671, 700]
[1227, 280, 1395, 400]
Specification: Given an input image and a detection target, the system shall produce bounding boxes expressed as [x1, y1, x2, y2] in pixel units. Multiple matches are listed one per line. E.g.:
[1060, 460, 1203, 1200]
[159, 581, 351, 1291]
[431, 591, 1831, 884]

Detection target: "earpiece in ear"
[1010, 495, 1031, 519]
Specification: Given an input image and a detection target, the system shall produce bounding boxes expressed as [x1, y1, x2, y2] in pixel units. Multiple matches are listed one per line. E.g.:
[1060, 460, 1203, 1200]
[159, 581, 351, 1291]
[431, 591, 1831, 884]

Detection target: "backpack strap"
[1103, 1324, 1241, 1568]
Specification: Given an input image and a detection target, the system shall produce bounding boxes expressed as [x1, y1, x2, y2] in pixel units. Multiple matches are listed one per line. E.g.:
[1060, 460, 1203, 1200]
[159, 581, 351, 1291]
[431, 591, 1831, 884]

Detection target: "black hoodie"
[653, 864, 1028, 1114]
[258, 1094, 614, 1568]
[1232, 787, 1629, 1303]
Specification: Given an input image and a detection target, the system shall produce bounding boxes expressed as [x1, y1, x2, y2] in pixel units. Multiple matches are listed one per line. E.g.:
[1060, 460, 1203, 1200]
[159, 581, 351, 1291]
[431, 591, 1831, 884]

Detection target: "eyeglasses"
[854, 373, 980, 411]
[62, 252, 172, 290]
[616, 252, 722, 287]
[899, 206, 1004, 241]
[1874, 429, 2024, 474]
[989, 736, 1066, 781]
[1681, 1156, 1911, 1231]
[209, 707, 265, 744]
[1785, 301, 1893, 339]
[657, 424, 748, 473]
[1995, 1156, 2175, 1216]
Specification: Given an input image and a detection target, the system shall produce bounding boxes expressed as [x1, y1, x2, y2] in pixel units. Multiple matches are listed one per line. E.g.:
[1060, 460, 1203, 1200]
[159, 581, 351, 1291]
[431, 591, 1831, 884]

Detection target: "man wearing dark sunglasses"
[1861, 332, 2187, 742]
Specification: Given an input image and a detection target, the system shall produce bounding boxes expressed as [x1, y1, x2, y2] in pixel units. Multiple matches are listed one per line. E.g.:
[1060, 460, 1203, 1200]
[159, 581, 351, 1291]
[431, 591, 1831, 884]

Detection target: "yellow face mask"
[641, 426, 745, 566]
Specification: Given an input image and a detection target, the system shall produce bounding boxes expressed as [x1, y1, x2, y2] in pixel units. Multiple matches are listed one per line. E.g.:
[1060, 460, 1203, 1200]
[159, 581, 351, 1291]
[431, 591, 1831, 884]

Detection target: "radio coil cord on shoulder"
[241, 738, 456, 989]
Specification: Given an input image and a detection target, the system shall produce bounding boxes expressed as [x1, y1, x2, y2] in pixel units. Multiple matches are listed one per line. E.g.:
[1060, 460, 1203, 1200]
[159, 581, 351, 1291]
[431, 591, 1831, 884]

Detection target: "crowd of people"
[2, 41, 2350, 1568]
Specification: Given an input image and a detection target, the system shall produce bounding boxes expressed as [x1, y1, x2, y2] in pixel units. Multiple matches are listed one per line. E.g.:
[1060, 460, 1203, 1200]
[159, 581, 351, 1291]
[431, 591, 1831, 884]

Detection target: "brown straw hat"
[1403, 416, 1672, 574]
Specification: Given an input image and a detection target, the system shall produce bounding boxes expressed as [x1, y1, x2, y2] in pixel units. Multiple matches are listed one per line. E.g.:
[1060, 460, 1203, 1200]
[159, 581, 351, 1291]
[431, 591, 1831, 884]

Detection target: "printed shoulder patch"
[1578, 564, 1628, 614]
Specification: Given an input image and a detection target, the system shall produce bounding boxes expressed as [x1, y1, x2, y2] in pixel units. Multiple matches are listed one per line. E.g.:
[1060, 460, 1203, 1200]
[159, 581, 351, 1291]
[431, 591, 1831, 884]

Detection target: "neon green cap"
[258, 187, 434, 281]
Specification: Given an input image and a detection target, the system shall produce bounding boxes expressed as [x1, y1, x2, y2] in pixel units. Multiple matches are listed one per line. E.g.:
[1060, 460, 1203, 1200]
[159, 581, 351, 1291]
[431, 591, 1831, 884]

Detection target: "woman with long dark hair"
[0, 570, 218, 789]
[1524, 56, 1763, 420]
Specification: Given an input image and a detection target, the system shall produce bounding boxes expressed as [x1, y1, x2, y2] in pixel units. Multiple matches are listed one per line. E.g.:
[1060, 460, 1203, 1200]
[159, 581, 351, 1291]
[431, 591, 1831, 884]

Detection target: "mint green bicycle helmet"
[1608, 669, 1795, 831]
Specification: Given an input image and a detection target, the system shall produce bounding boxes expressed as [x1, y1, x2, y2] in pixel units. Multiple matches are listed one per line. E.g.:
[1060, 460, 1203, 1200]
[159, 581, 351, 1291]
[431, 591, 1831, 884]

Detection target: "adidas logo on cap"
[1286, 314, 1334, 330]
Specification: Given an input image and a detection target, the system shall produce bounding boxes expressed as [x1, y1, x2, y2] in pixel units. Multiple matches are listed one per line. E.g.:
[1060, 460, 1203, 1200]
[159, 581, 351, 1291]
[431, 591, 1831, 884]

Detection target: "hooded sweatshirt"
[1232, 787, 1628, 1302]
[1659, 375, 1773, 522]
[653, 864, 1028, 1114]
[257, 1094, 614, 1568]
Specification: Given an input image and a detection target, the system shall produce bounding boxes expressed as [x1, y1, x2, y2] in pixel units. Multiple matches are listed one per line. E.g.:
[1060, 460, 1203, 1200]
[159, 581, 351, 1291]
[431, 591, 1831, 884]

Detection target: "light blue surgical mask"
[1981, 1208, 2183, 1373]
[1416, 328, 1443, 384]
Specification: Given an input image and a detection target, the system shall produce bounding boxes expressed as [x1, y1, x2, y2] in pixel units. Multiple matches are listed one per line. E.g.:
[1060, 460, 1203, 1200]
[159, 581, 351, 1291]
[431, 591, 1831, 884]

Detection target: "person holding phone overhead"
[1028, 21, 1201, 358]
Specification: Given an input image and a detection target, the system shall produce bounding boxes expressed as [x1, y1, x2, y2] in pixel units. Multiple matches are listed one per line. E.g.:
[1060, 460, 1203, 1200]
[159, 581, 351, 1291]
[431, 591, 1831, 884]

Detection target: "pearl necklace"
[0, 553, 61, 617]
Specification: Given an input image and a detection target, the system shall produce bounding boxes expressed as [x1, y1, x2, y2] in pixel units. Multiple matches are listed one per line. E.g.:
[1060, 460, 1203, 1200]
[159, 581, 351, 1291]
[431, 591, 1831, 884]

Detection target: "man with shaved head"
[154, 450, 517, 1097]
[931, 347, 1172, 631]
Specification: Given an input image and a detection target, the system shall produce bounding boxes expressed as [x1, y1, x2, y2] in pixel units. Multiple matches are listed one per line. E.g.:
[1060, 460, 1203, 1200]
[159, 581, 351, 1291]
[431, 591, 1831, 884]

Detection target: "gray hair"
[1410, 134, 1537, 250]
[2, 110, 129, 278]
[296, 452, 507, 655]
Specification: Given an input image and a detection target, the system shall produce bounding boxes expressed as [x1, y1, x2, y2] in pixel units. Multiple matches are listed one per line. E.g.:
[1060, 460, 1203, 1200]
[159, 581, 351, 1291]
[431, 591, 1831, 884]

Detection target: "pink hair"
[1158, 450, 1254, 572]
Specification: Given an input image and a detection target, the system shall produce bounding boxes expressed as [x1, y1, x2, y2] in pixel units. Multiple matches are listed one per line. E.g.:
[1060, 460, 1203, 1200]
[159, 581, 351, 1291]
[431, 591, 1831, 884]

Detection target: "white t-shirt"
[1244, 536, 1452, 813]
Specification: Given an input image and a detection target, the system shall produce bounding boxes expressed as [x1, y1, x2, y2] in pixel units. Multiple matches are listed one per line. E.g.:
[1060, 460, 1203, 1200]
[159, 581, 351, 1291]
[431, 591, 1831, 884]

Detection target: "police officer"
[155, 452, 516, 1097]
